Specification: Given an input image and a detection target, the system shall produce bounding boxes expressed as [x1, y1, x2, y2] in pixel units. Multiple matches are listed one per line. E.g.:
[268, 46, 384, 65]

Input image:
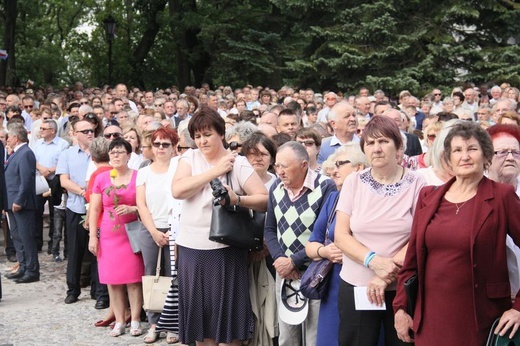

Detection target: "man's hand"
[12, 203, 21, 213]
[274, 257, 300, 279]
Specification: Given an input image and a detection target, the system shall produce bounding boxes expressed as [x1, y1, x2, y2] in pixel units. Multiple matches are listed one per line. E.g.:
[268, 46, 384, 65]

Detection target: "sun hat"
[278, 279, 309, 325]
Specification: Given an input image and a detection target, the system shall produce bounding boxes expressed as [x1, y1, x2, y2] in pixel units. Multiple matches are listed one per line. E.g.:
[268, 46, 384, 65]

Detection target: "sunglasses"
[152, 142, 172, 148]
[228, 141, 242, 151]
[104, 132, 121, 139]
[80, 102, 89, 105]
[110, 111, 118, 115]
[335, 159, 351, 168]
[298, 139, 315, 147]
[154, 103, 164, 107]
[177, 145, 193, 151]
[427, 134, 436, 141]
[434, 93, 442, 96]
[24, 105, 34, 109]
[77, 129, 95, 135]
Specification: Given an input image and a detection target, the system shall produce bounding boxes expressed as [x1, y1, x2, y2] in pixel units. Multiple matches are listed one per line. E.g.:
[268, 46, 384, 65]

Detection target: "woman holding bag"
[171, 105, 268, 346]
[136, 127, 180, 344]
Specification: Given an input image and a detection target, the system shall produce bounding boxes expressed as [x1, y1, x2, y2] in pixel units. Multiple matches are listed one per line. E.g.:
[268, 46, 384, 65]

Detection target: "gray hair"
[7, 122, 28, 143]
[43, 119, 58, 132]
[334, 142, 369, 167]
[429, 119, 463, 169]
[89, 137, 110, 163]
[179, 129, 196, 148]
[225, 121, 258, 142]
[278, 141, 309, 162]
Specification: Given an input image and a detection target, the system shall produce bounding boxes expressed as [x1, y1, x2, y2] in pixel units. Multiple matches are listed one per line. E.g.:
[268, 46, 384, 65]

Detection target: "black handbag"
[300, 196, 339, 299]
[403, 273, 418, 338]
[209, 173, 265, 251]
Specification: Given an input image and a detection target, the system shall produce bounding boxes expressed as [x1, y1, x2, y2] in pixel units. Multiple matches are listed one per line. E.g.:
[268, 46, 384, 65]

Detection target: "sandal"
[130, 321, 143, 336]
[109, 322, 125, 337]
[144, 327, 160, 344]
[166, 332, 179, 344]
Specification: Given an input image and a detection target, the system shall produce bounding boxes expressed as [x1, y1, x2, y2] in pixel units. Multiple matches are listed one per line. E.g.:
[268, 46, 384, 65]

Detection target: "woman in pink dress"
[88, 137, 144, 337]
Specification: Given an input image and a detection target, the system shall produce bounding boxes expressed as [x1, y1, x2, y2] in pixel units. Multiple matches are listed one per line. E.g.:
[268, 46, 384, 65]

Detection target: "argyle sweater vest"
[269, 174, 333, 258]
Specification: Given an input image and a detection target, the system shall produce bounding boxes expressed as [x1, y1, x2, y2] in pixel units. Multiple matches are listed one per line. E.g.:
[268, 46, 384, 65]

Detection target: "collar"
[13, 142, 26, 152]
[330, 134, 358, 146]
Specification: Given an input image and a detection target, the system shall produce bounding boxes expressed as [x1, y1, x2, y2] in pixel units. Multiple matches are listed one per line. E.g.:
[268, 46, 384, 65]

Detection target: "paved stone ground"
[0, 223, 179, 346]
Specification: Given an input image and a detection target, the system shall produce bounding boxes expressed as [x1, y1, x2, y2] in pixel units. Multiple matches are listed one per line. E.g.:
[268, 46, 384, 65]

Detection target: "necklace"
[454, 200, 469, 215]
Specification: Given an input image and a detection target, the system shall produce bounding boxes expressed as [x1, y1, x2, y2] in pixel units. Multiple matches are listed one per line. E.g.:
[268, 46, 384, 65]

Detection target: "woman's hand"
[395, 309, 414, 343]
[494, 309, 520, 339]
[323, 243, 343, 263]
[366, 276, 388, 306]
[221, 185, 238, 206]
[152, 230, 169, 248]
[88, 237, 99, 256]
[368, 256, 400, 284]
[114, 204, 134, 216]
[214, 152, 237, 177]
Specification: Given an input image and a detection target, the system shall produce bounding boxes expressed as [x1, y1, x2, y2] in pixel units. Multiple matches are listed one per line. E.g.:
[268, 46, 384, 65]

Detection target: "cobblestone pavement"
[0, 228, 179, 346]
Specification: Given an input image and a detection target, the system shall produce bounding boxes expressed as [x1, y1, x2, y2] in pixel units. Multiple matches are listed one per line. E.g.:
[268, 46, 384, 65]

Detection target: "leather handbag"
[142, 249, 173, 312]
[486, 318, 520, 346]
[124, 220, 144, 254]
[300, 195, 339, 299]
[209, 173, 265, 251]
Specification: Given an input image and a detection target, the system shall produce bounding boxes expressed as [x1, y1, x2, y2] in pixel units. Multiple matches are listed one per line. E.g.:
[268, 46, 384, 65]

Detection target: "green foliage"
[1, 0, 520, 91]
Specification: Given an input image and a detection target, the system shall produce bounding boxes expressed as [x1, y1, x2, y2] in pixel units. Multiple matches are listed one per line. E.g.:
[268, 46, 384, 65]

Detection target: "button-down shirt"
[56, 145, 90, 214]
[32, 135, 70, 180]
[281, 168, 318, 202]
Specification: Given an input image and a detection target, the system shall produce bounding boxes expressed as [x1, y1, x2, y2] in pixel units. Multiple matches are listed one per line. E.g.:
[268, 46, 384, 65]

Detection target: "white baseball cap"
[278, 279, 309, 325]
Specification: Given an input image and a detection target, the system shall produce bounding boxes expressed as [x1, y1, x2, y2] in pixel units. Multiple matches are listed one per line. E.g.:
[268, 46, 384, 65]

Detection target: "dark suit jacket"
[404, 132, 422, 157]
[5, 144, 37, 211]
[0, 141, 7, 212]
[394, 177, 520, 332]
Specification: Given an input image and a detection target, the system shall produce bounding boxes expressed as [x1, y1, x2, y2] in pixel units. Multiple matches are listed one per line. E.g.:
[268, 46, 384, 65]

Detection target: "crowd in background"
[1, 80, 520, 345]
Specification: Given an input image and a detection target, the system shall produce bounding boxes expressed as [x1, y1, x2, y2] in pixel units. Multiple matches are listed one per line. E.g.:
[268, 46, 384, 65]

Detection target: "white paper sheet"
[354, 286, 387, 310]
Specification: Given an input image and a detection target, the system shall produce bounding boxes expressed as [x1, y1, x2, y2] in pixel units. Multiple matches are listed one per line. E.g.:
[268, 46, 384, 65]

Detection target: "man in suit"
[4, 122, 39, 283]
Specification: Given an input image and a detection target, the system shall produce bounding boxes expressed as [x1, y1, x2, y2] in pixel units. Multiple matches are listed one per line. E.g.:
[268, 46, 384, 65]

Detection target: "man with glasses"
[430, 88, 444, 115]
[56, 119, 94, 304]
[32, 120, 69, 256]
[103, 125, 122, 141]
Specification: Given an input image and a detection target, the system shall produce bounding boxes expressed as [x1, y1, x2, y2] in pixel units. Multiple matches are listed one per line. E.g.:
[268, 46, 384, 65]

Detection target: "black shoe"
[95, 299, 109, 309]
[14, 275, 39, 284]
[47, 248, 52, 255]
[54, 256, 62, 263]
[64, 294, 78, 304]
[7, 255, 17, 262]
[5, 270, 24, 279]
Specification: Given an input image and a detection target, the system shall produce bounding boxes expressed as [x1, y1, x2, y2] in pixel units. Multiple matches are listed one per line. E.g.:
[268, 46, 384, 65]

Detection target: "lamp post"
[103, 15, 117, 86]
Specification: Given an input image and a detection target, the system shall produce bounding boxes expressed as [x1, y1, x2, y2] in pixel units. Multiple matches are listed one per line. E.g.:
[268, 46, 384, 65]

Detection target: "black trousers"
[65, 209, 89, 297]
[35, 192, 54, 251]
[338, 280, 406, 346]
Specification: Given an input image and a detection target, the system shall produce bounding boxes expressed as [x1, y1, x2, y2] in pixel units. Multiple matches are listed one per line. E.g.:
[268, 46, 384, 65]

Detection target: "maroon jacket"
[393, 176, 520, 332]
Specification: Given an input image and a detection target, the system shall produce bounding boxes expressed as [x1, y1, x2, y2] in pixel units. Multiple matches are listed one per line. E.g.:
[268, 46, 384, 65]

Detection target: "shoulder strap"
[325, 194, 340, 239]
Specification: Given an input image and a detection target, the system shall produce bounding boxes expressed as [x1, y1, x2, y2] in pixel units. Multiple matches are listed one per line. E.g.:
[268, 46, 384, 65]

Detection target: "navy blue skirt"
[177, 245, 254, 344]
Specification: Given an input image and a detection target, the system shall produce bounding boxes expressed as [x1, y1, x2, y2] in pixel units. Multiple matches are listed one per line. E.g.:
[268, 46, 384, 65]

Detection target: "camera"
[210, 179, 229, 206]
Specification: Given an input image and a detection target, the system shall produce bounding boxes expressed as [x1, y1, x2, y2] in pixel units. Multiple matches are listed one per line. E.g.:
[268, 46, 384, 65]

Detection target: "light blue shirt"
[317, 134, 360, 164]
[56, 145, 90, 214]
[32, 135, 70, 179]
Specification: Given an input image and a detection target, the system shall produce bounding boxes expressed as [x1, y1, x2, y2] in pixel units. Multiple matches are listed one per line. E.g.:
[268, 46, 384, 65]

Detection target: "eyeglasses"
[152, 142, 172, 148]
[427, 134, 436, 141]
[298, 140, 315, 147]
[40, 127, 51, 131]
[335, 160, 351, 168]
[154, 103, 164, 107]
[326, 97, 336, 101]
[110, 111, 118, 115]
[494, 149, 520, 159]
[24, 105, 34, 109]
[228, 141, 242, 151]
[140, 145, 151, 150]
[0, 103, 6, 106]
[109, 150, 127, 156]
[461, 118, 473, 121]
[104, 132, 121, 139]
[177, 145, 193, 152]
[80, 102, 89, 105]
[77, 129, 94, 135]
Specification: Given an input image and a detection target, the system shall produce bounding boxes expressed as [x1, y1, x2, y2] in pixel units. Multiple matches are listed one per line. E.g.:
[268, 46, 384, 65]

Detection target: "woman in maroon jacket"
[393, 121, 520, 345]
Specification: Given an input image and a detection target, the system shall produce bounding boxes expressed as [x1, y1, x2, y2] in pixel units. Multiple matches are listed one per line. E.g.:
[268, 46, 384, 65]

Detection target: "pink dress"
[92, 170, 144, 284]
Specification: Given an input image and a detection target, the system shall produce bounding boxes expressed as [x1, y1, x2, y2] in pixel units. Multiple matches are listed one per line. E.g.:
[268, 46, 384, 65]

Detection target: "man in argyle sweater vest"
[265, 142, 335, 346]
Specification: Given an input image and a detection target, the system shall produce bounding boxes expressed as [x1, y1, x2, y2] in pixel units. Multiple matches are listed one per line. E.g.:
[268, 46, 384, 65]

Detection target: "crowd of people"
[1, 80, 520, 345]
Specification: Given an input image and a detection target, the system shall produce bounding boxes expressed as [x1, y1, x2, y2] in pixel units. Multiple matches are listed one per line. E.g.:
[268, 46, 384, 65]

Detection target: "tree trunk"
[0, 0, 18, 86]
